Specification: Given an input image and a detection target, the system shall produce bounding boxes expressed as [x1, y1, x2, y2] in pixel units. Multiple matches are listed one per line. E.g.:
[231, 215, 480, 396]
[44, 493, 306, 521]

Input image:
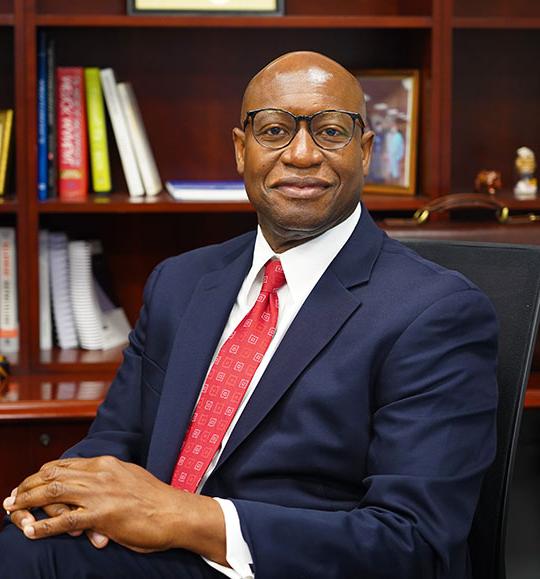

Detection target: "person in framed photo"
[385, 119, 405, 183]
[359, 71, 418, 194]
[1, 51, 497, 579]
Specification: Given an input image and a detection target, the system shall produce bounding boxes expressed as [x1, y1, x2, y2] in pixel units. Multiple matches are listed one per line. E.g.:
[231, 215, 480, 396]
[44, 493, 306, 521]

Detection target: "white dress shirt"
[199, 204, 362, 578]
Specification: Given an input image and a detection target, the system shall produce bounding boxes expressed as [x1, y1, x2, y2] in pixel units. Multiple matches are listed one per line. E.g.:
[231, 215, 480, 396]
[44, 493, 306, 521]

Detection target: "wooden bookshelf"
[35, 15, 434, 29]
[0, 0, 539, 481]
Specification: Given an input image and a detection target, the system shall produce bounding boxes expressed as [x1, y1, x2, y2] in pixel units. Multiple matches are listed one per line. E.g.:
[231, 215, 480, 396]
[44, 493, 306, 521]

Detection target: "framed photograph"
[128, 0, 284, 15]
[353, 70, 419, 196]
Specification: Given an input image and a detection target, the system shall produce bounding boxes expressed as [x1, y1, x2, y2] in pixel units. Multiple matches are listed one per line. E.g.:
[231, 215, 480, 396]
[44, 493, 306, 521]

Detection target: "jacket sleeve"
[232, 288, 499, 579]
[62, 262, 164, 463]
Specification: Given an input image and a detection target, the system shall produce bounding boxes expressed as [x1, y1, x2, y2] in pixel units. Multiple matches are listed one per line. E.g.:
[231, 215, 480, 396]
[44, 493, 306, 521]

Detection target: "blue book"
[46, 38, 57, 198]
[37, 31, 48, 201]
[165, 180, 248, 202]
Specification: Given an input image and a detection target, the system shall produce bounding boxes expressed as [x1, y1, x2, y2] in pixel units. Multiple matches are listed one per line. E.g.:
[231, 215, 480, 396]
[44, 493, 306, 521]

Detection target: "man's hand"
[6, 488, 109, 549]
[2, 456, 226, 563]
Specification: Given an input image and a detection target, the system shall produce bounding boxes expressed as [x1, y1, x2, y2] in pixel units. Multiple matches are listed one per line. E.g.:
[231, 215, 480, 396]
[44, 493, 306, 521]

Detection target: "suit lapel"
[147, 240, 254, 481]
[210, 207, 385, 477]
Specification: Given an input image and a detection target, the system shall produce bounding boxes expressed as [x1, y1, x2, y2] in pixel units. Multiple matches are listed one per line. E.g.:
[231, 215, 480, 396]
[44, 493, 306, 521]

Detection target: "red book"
[57, 67, 88, 201]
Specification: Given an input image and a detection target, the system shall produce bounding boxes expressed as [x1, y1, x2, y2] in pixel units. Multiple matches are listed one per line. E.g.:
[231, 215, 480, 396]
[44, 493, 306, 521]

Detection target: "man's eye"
[265, 126, 286, 136]
[321, 127, 343, 137]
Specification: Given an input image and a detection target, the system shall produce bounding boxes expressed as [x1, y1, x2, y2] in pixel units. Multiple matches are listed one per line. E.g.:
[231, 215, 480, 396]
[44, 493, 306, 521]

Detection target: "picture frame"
[127, 0, 284, 16]
[353, 70, 419, 196]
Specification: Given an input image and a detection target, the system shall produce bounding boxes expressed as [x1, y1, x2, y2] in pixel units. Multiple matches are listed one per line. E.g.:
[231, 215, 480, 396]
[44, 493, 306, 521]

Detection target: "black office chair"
[400, 239, 540, 579]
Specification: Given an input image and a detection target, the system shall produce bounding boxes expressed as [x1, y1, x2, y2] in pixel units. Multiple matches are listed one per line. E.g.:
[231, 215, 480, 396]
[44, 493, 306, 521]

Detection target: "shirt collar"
[247, 203, 362, 305]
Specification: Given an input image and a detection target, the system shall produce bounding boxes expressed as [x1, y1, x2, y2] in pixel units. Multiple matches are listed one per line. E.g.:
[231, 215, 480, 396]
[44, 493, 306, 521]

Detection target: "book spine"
[69, 240, 104, 350]
[0, 110, 14, 195]
[99, 68, 144, 197]
[0, 227, 19, 353]
[85, 68, 112, 193]
[39, 230, 53, 351]
[57, 67, 88, 201]
[46, 38, 57, 198]
[37, 32, 48, 201]
[49, 232, 79, 349]
[117, 82, 162, 196]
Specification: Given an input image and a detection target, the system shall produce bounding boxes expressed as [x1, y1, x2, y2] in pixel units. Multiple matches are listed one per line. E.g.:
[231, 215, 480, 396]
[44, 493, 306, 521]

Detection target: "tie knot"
[261, 259, 286, 294]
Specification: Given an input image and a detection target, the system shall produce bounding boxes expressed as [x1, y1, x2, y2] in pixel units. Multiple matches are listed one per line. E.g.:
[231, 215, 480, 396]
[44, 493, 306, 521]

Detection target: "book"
[85, 68, 112, 193]
[165, 180, 248, 202]
[100, 68, 144, 197]
[57, 67, 88, 201]
[0, 109, 14, 195]
[117, 82, 162, 196]
[49, 232, 79, 349]
[39, 230, 53, 350]
[68, 239, 131, 350]
[37, 32, 48, 200]
[0, 228, 19, 353]
[46, 37, 57, 198]
[69, 240, 106, 350]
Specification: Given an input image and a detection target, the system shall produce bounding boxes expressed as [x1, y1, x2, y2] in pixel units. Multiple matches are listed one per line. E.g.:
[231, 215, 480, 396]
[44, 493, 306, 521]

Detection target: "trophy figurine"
[514, 146, 538, 199]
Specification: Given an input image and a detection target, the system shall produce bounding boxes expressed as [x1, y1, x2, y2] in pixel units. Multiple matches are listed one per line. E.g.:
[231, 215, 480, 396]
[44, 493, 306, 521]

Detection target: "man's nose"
[280, 125, 324, 167]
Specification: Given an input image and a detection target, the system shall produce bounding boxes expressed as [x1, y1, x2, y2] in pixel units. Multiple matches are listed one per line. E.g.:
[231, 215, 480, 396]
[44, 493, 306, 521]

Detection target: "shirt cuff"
[202, 498, 254, 579]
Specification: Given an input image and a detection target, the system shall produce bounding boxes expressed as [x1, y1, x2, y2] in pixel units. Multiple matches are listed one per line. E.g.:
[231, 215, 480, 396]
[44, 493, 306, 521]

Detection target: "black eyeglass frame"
[242, 108, 366, 150]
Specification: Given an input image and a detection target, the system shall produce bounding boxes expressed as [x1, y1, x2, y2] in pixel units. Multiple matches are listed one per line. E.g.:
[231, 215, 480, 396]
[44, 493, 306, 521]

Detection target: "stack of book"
[38, 32, 162, 201]
[0, 109, 14, 196]
[40, 230, 132, 351]
[0, 227, 18, 354]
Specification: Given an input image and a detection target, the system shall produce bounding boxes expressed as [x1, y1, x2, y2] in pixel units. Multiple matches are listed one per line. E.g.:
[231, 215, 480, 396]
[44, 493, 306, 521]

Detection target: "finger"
[41, 456, 116, 473]
[22, 508, 91, 540]
[9, 509, 36, 531]
[15, 463, 76, 495]
[5, 480, 85, 513]
[86, 530, 109, 549]
[39, 458, 80, 472]
[14, 458, 106, 498]
[3, 487, 17, 515]
[43, 503, 84, 537]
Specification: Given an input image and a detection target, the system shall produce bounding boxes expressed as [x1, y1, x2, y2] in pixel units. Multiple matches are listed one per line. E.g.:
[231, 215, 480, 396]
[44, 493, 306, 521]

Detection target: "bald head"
[240, 51, 366, 123]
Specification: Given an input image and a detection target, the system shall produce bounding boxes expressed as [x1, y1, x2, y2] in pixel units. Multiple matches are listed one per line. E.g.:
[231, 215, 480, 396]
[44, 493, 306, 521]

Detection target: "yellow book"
[84, 68, 111, 193]
[0, 110, 13, 195]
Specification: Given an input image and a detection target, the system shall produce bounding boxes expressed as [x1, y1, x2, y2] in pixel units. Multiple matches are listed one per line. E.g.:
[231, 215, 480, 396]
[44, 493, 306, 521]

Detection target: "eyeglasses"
[243, 108, 365, 151]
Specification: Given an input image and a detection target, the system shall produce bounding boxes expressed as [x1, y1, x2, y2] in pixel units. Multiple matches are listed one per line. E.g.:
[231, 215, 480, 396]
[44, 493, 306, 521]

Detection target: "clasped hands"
[2, 456, 225, 562]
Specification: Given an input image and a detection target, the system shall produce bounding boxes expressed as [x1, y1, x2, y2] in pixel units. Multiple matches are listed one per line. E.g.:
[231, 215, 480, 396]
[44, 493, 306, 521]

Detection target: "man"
[0, 51, 497, 578]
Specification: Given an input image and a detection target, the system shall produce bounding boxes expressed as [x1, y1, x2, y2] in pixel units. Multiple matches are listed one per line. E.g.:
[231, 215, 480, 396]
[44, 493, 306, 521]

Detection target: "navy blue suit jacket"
[66, 206, 498, 578]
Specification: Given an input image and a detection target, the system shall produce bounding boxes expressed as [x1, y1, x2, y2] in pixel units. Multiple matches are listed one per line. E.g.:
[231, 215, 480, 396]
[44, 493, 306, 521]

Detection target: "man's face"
[233, 60, 373, 253]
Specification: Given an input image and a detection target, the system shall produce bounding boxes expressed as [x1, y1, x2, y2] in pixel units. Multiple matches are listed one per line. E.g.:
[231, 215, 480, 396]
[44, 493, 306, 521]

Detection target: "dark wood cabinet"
[0, 419, 92, 499]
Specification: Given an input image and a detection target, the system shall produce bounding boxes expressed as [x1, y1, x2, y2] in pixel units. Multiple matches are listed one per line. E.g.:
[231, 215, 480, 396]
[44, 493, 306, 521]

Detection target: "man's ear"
[360, 130, 374, 176]
[232, 127, 246, 176]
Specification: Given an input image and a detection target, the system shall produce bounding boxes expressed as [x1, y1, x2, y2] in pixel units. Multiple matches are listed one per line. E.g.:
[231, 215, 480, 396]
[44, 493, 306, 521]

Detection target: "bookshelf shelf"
[38, 346, 124, 371]
[36, 193, 428, 214]
[0, 14, 13, 26]
[35, 15, 433, 29]
[0, 374, 109, 419]
[453, 17, 540, 29]
[0, 196, 17, 212]
[38, 193, 256, 213]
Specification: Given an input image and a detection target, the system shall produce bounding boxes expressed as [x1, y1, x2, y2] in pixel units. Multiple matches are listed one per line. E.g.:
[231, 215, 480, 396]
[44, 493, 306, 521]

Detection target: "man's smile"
[268, 177, 332, 199]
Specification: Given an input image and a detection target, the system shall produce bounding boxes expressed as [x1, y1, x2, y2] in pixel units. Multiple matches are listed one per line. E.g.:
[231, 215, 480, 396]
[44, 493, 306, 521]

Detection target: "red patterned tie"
[171, 259, 286, 492]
